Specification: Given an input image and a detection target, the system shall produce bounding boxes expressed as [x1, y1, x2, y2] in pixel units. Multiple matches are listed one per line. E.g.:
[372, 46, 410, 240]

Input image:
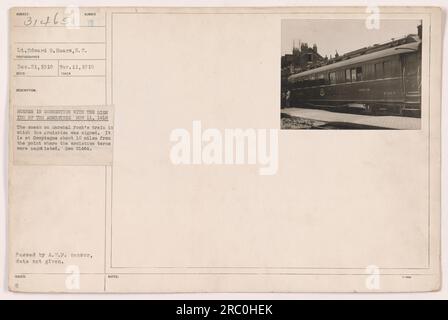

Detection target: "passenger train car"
[286, 36, 422, 117]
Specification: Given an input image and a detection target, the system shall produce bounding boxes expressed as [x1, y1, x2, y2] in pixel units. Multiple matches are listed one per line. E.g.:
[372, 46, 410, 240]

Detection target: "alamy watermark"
[365, 5, 381, 30]
[169, 121, 279, 175]
[365, 265, 381, 290]
[65, 265, 80, 290]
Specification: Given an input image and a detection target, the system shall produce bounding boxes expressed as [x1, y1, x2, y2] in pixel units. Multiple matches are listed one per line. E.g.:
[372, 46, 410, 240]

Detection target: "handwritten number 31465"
[23, 12, 73, 27]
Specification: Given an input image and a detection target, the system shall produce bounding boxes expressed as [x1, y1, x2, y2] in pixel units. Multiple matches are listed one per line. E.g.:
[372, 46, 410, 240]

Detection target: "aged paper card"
[9, 7, 442, 292]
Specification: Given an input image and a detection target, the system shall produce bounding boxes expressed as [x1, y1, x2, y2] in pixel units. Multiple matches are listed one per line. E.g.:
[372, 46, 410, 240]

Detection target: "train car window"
[304, 77, 314, 88]
[300, 77, 306, 88]
[329, 72, 336, 85]
[351, 68, 357, 82]
[337, 70, 345, 83]
[302, 79, 308, 88]
[318, 73, 325, 85]
[364, 64, 375, 80]
[346, 69, 351, 82]
[383, 59, 399, 78]
[375, 62, 383, 79]
[323, 73, 329, 85]
[383, 61, 391, 78]
[356, 67, 363, 81]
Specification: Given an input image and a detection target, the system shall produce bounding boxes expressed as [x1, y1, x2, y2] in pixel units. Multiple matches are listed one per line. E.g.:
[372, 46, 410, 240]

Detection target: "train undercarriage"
[283, 100, 421, 118]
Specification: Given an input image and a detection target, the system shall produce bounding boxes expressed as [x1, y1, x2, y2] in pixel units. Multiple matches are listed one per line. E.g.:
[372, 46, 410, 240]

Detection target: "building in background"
[281, 42, 325, 74]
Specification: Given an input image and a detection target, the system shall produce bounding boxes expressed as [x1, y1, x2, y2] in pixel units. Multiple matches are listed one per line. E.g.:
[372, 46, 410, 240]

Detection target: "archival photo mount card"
[8, 6, 442, 293]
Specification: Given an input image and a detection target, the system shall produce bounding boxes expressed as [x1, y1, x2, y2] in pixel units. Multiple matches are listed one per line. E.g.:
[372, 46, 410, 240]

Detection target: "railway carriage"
[286, 36, 422, 117]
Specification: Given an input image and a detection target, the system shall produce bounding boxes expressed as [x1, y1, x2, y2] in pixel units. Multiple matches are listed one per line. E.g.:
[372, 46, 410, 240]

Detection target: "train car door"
[402, 52, 421, 104]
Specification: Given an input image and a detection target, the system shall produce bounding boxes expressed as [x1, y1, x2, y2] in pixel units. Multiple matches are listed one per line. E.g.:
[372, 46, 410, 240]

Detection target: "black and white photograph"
[281, 19, 423, 130]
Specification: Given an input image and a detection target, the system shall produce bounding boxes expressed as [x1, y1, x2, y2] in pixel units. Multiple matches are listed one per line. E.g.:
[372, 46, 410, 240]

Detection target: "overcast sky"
[281, 19, 421, 58]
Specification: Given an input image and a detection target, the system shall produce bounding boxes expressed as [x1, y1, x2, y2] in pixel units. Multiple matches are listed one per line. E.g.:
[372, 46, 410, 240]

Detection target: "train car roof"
[288, 40, 420, 82]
